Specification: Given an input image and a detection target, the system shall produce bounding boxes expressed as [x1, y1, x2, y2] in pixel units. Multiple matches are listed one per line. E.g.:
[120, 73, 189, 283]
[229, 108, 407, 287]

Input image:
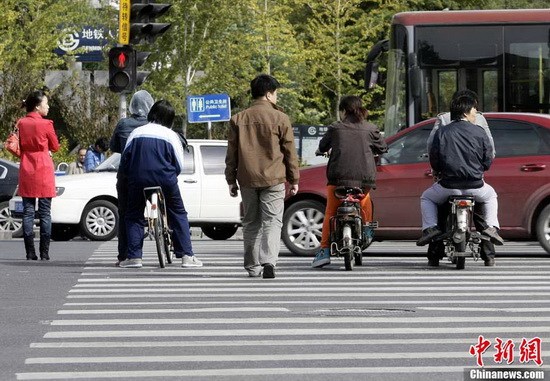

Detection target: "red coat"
[18, 112, 60, 198]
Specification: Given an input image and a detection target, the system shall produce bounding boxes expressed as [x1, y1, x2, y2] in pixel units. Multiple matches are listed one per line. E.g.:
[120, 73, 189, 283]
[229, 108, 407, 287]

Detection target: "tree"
[0, 0, 111, 143]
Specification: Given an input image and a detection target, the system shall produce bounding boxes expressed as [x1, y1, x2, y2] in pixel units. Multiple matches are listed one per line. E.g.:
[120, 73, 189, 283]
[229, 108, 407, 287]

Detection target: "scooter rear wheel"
[354, 252, 363, 266]
[455, 241, 466, 270]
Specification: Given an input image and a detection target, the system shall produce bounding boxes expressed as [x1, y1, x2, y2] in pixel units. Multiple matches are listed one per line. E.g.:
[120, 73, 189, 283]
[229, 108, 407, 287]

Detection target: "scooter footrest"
[365, 221, 379, 228]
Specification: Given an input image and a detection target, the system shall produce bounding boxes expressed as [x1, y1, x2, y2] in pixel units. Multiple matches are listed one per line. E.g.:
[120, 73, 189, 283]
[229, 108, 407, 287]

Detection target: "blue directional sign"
[187, 93, 231, 123]
[55, 25, 112, 62]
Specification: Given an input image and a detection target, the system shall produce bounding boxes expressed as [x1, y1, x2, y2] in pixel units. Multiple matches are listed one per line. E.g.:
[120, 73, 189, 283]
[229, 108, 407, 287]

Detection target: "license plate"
[9, 199, 23, 213]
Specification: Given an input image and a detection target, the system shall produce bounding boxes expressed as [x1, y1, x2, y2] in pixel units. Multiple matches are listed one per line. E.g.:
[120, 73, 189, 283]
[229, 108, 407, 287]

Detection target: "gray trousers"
[240, 183, 285, 275]
[421, 182, 499, 230]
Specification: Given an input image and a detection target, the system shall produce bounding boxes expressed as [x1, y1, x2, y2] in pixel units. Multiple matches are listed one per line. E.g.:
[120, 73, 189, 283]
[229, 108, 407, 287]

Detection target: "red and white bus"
[366, 9, 550, 136]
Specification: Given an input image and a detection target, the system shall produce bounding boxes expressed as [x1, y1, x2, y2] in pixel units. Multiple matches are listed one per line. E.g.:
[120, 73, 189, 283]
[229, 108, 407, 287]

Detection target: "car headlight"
[56, 187, 65, 196]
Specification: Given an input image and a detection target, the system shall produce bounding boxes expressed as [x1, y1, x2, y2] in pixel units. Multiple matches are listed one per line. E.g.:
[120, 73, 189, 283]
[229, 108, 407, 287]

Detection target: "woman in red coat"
[18, 89, 60, 260]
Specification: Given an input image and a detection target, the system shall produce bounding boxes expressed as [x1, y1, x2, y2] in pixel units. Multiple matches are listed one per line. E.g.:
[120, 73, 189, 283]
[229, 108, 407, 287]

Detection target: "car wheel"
[282, 200, 325, 256]
[0, 200, 23, 237]
[536, 204, 550, 254]
[51, 223, 79, 241]
[80, 200, 118, 241]
[201, 224, 238, 240]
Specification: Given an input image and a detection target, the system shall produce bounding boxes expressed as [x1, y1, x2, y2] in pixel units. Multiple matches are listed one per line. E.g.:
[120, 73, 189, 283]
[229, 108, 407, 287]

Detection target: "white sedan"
[10, 140, 242, 241]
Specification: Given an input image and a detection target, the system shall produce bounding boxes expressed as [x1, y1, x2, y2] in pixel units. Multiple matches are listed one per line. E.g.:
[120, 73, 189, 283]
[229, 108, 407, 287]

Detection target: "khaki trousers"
[240, 183, 285, 275]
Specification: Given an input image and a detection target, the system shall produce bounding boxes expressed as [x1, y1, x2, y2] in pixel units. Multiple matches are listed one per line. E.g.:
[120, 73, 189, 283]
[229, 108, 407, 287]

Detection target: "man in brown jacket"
[225, 74, 300, 279]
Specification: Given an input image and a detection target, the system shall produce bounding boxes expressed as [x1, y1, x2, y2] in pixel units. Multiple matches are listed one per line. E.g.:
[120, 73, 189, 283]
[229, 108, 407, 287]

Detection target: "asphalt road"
[0, 238, 103, 381]
[0, 239, 548, 381]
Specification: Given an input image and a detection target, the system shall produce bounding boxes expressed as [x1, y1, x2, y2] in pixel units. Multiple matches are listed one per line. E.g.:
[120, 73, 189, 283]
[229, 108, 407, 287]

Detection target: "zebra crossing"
[16, 240, 550, 380]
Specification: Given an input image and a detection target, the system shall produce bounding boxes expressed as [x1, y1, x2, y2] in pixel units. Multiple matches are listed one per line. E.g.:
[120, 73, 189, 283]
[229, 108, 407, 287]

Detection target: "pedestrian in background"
[225, 74, 300, 279]
[119, 100, 202, 269]
[109, 89, 154, 266]
[65, 148, 87, 175]
[84, 137, 108, 172]
[17, 89, 60, 260]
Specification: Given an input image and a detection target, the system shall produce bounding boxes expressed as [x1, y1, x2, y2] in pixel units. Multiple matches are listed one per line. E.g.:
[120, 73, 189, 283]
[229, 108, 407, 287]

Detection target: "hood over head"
[129, 90, 154, 118]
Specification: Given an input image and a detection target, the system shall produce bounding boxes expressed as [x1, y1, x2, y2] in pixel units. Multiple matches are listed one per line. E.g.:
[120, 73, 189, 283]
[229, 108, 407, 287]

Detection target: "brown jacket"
[225, 99, 300, 188]
[319, 119, 387, 189]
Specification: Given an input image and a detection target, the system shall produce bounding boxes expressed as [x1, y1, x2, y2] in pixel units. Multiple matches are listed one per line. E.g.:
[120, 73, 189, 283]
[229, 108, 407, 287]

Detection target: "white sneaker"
[119, 258, 142, 268]
[182, 255, 203, 268]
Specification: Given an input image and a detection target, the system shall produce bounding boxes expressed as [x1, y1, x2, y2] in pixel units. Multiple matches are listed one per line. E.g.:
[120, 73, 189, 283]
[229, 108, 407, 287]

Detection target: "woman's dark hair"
[250, 74, 280, 99]
[339, 95, 368, 123]
[147, 100, 175, 128]
[450, 95, 478, 121]
[22, 89, 47, 113]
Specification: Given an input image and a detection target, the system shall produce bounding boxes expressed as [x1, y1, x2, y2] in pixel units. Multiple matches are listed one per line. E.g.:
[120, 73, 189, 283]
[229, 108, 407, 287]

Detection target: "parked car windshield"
[95, 153, 120, 172]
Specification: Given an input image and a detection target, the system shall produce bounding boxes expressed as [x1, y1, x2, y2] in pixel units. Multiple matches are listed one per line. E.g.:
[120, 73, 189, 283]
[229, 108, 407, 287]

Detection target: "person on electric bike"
[417, 93, 504, 260]
[426, 89, 498, 267]
[312, 95, 387, 268]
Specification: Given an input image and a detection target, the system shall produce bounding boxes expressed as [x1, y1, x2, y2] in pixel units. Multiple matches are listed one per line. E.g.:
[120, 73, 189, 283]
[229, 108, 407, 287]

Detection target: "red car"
[282, 113, 550, 255]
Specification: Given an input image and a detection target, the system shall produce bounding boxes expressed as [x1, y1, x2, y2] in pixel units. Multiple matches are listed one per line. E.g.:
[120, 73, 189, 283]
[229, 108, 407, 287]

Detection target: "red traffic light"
[114, 52, 128, 68]
[108, 46, 136, 93]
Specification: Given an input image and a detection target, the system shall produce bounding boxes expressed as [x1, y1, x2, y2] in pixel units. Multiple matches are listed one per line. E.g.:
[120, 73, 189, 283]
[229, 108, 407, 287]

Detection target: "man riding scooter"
[426, 90, 498, 267]
[417, 91, 504, 267]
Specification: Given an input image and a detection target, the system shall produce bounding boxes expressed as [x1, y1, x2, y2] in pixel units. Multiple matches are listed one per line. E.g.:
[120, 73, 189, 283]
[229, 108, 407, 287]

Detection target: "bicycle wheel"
[154, 199, 168, 268]
[158, 197, 173, 264]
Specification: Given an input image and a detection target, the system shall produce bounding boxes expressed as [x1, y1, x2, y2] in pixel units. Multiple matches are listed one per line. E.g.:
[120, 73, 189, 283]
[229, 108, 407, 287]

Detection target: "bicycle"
[143, 186, 173, 268]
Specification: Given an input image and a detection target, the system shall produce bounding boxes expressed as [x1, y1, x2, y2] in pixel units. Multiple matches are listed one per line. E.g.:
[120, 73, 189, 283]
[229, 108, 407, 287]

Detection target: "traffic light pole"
[119, 93, 127, 119]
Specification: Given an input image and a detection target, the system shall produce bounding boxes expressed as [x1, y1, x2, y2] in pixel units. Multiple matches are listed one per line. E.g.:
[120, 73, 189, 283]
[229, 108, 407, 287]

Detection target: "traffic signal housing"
[135, 50, 151, 87]
[130, 1, 172, 44]
[108, 46, 136, 93]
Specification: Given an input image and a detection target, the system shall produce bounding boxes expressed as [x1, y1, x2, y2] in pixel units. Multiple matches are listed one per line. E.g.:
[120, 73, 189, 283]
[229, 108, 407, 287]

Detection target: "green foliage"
[0, 0, 117, 148]
[51, 136, 75, 167]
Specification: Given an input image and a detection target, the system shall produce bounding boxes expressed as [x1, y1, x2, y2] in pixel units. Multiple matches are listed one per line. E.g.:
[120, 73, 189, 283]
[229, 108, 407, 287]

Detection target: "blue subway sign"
[187, 93, 231, 123]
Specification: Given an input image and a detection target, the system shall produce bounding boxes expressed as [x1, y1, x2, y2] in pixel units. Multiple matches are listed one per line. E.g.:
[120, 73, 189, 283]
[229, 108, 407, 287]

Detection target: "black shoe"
[427, 258, 439, 267]
[24, 236, 37, 260]
[484, 257, 495, 267]
[262, 264, 275, 279]
[481, 227, 504, 246]
[416, 227, 442, 246]
[39, 235, 51, 260]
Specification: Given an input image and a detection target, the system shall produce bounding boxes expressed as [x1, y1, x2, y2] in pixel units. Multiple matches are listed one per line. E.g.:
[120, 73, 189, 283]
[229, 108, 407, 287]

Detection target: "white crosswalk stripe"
[17, 240, 549, 380]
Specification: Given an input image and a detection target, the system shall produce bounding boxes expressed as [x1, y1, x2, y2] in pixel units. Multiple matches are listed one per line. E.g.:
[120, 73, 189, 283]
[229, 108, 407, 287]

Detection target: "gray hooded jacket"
[109, 90, 154, 153]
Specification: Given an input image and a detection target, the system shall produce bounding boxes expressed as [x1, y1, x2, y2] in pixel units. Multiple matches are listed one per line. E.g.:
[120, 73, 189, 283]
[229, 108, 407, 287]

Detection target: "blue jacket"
[84, 146, 105, 172]
[120, 123, 185, 188]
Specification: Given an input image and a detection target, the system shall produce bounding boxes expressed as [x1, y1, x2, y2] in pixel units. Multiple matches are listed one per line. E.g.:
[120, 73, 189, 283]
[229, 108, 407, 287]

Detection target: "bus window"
[437, 71, 457, 113]
[416, 25, 502, 124]
[506, 26, 550, 113]
[482, 71, 498, 112]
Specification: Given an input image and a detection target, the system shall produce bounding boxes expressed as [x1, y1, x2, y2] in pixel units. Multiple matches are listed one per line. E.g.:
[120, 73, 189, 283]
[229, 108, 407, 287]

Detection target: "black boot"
[24, 236, 37, 260]
[39, 234, 51, 260]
